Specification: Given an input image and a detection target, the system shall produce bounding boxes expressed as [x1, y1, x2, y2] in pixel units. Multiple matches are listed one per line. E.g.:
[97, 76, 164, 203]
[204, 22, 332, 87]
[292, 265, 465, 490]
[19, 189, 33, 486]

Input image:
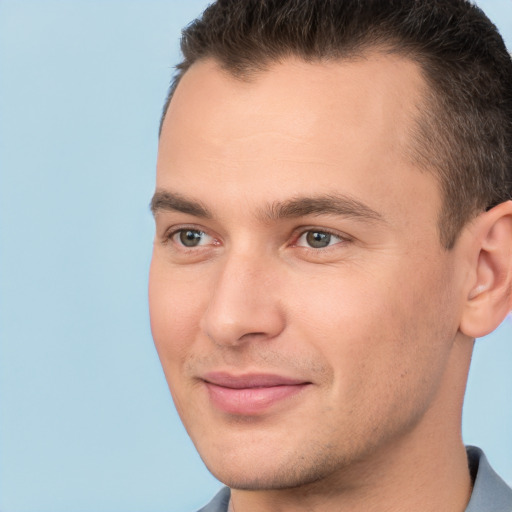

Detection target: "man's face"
[150, 56, 468, 489]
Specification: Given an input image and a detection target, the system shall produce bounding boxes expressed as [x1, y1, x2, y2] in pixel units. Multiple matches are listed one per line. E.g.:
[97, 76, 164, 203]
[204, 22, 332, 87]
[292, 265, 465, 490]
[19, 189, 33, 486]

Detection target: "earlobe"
[460, 200, 512, 339]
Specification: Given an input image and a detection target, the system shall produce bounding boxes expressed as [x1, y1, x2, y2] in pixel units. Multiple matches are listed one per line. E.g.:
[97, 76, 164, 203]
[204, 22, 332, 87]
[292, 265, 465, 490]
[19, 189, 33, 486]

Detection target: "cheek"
[283, 269, 395, 401]
[289, 265, 392, 350]
[148, 256, 206, 367]
[289, 261, 454, 398]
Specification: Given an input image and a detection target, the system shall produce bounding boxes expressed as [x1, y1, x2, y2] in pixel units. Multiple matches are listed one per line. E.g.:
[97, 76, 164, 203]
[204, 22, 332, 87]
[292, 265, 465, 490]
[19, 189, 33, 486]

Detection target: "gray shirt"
[197, 446, 512, 512]
[466, 446, 512, 512]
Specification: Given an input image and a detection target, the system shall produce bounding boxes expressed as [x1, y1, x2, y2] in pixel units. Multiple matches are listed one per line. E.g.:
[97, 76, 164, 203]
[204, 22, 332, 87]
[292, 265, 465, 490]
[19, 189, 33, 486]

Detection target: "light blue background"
[0, 1, 510, 511]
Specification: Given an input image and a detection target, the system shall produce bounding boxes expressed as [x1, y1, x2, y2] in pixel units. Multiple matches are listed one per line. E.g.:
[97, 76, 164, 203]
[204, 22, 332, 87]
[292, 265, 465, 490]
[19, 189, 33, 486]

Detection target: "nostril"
[238, 332, 268, 342]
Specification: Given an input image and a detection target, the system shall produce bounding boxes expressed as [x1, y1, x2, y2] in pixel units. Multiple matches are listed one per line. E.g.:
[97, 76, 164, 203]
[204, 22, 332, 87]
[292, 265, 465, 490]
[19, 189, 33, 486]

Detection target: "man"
[149, 0, 512, 511]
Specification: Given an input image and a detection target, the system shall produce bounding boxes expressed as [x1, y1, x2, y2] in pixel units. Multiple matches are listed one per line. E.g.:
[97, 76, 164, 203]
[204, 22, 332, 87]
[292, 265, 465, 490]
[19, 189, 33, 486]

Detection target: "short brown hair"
[160, 0, 512, 248]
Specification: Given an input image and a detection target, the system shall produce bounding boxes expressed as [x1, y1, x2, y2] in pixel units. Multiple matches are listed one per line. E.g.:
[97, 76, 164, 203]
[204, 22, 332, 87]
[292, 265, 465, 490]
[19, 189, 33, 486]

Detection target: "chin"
[195, 433, 349, 492]
[207, 462, 331, 491]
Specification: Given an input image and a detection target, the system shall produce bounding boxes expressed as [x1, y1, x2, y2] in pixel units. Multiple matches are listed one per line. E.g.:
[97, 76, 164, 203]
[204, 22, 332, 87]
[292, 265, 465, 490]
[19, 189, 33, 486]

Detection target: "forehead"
[157, 55, 439, 230]
[161, 54, 425, 155]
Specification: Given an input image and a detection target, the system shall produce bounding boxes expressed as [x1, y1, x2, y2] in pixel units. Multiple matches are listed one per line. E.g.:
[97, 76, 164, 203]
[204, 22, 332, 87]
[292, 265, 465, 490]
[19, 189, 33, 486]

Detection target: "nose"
[200, 252, 285, 347]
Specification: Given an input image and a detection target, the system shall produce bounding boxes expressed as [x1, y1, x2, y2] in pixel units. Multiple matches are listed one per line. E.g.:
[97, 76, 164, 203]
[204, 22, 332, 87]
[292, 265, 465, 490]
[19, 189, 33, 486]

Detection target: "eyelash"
[163, 226, 349, 252]
[292, 228, 348, 250]
[164, 226, 218, 250]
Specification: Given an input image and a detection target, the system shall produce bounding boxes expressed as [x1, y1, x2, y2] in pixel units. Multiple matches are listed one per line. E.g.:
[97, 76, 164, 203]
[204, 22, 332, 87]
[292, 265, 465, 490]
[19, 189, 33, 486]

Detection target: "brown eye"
[305, 231, 332, 248]
[178, 230, 205, 247]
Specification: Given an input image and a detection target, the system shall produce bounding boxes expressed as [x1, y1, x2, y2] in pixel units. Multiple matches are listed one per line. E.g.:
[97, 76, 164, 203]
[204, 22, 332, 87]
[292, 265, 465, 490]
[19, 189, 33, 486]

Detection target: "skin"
[150, 55, 512, 511]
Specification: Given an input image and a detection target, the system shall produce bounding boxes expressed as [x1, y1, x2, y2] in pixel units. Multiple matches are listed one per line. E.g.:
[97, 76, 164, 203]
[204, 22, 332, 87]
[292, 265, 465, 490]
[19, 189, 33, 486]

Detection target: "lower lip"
[205, 382, 309, 415]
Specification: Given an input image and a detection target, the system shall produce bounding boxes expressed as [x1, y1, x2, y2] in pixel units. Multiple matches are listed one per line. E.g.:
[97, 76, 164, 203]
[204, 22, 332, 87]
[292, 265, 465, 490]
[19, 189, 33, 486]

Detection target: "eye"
[172, 229, 213, 248]
[296, 230, 343, 248]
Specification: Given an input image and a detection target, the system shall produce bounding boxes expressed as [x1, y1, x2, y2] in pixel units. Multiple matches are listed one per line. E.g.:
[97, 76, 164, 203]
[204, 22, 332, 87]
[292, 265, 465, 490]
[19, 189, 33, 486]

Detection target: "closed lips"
[202, 372, 311, 415]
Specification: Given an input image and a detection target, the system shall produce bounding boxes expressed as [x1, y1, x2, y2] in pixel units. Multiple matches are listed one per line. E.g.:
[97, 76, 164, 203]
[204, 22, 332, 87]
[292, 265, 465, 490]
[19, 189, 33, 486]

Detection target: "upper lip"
[202, 372, 310, 389]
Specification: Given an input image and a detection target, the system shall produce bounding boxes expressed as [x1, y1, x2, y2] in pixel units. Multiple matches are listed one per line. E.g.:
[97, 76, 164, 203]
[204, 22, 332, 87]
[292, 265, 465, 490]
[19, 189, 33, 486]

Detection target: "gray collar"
[465, 446, 512, 512]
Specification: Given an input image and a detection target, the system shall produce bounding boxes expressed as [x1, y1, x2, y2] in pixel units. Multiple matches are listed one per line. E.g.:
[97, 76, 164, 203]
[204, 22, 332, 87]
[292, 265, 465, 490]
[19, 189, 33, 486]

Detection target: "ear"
[459, 200, 512, 338]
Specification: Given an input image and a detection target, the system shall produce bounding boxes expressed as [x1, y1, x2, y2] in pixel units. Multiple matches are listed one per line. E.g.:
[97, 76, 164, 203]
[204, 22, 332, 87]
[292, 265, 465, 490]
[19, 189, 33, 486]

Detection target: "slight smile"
[202, 372, 312, 415]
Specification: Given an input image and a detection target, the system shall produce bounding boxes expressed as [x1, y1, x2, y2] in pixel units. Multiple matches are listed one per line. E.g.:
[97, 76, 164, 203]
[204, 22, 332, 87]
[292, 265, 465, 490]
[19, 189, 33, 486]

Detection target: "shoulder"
[196, 487, 231, 512]
[465, 446, 512, 512]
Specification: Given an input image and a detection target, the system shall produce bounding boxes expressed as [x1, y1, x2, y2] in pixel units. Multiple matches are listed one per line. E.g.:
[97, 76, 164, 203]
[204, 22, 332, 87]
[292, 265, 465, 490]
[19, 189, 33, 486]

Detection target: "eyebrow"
[150, 190, 384, 224]
[263, 194, 385, 223]
[150, 191, 212, 218]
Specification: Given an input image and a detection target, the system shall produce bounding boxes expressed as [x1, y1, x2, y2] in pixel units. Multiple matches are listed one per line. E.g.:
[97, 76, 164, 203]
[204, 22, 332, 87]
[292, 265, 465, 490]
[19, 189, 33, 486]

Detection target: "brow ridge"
[150, 190, 384, 224]
[150, 190, 211, 218]
[262, 194, 385, 223]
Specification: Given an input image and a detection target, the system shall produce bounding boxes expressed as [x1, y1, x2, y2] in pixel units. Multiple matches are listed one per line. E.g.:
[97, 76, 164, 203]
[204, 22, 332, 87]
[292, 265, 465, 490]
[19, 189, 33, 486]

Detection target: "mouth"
[201, 372, 311, 415]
